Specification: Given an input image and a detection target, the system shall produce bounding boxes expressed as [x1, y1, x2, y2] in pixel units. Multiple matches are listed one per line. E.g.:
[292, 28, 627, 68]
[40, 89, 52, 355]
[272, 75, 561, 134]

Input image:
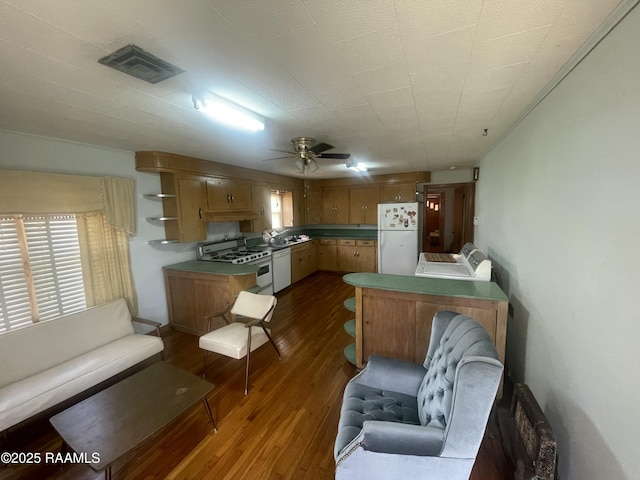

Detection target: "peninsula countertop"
[343, 272, 507, 301]
[162, 260, 259, 275]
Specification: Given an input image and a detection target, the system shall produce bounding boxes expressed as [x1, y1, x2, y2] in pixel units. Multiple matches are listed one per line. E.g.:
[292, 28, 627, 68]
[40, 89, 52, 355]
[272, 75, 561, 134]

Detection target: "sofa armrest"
[131, 317, 164, 360]
[132, 317, 162, 337]
[354, 355, 426, 397]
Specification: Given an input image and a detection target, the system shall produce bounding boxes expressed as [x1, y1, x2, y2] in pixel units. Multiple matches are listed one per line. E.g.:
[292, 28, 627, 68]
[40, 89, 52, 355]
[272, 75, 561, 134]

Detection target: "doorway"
[422, 182, 475, 253]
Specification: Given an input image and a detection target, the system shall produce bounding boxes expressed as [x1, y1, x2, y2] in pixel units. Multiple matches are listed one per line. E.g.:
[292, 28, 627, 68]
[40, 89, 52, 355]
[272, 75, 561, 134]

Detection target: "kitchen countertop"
[163, 260, 259, 275]
[343, 272, 508, 301]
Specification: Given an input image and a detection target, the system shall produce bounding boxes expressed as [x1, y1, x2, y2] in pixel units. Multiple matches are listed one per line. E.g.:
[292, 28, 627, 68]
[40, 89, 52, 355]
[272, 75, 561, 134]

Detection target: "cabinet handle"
[230, 194, 234, 203]
[198, 208, 203, 219]
[226, 194, 230, 204]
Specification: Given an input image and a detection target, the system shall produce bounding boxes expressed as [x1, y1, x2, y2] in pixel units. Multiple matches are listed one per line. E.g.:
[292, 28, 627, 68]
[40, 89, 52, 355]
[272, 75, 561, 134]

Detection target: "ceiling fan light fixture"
[293, 157, 305, 173]
[346, 161, 367, 172]
[193, 93, 265, 132]
[307, 158, 319, 173]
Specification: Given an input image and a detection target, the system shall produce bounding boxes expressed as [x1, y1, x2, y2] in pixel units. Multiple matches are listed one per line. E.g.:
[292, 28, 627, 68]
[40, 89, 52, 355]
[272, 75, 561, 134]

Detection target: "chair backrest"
[231, 291, 277, 322]
[416, 312, 500, 429]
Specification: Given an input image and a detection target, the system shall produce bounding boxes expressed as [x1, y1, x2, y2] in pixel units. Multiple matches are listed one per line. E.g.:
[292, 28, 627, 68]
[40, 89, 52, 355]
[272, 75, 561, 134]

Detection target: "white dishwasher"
[272, 247, 292, 293]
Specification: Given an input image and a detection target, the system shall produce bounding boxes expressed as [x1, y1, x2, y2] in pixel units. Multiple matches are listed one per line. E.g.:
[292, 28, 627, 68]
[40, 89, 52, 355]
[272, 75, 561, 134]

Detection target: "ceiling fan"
[265, 137, 350, 174]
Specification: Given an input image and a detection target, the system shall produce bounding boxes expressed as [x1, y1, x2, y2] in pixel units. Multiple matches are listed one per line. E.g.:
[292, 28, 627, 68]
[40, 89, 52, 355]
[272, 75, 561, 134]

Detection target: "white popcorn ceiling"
[0, 0, 633, 178]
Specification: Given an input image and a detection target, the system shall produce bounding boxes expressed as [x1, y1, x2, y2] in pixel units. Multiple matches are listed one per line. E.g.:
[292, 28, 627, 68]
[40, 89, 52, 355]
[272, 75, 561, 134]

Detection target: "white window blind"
[0, 215, 86, 333]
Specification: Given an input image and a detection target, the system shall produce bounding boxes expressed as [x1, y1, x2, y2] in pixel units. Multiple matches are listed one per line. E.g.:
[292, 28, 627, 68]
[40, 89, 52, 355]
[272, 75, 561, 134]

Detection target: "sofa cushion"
[416, 315, 499, 428]
[0, 333, 163, 432]
[0, 299, 135, 388]
[334, 382, 420, 458]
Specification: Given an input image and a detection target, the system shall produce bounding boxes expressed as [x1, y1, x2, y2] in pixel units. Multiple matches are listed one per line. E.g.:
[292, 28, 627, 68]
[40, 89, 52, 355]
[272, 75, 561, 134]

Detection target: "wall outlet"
[473, 216, 480, 226]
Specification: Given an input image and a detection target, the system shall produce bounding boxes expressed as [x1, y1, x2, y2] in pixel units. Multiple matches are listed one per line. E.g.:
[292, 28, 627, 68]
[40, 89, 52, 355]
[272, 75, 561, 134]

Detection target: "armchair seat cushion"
[199, 323, 270, 359]
[335, 383, 420, 457]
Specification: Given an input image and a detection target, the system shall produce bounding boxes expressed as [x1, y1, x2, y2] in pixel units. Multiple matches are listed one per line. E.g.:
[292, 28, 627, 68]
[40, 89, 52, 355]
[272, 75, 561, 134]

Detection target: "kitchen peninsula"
[343, 272, 508, 396]
[163, 261, 258, 335]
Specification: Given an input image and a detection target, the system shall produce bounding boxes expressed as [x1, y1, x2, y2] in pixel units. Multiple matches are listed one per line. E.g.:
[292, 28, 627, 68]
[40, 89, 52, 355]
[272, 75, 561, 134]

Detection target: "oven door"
[252, 258, 273, 295]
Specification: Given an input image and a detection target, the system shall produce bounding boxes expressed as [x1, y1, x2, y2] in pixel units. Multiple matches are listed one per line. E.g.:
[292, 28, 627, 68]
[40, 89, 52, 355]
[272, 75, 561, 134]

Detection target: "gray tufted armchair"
[334, 311, 503, 480]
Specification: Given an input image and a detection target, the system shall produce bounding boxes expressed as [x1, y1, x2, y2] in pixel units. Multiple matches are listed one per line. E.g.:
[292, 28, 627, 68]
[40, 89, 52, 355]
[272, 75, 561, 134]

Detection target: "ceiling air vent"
[98, 44, 184, 84]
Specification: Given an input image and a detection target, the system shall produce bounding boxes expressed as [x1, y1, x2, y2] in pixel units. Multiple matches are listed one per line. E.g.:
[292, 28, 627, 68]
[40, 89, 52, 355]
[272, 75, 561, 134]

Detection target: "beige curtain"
[77, 212, 138, 315]
[0, 169, 138, 314]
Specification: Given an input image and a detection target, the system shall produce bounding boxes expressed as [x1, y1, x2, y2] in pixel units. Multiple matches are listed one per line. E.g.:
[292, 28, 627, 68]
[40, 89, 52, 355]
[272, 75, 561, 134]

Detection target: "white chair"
[199, 291, 281, 394]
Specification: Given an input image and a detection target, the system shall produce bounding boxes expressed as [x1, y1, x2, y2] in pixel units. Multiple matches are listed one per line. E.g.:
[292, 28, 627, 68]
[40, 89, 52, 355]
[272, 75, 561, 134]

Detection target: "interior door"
[452, 186, 466, 252]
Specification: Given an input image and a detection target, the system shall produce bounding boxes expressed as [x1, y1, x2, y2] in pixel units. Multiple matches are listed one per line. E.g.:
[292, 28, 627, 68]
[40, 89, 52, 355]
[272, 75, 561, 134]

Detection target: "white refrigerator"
[377, 202, 420, 275]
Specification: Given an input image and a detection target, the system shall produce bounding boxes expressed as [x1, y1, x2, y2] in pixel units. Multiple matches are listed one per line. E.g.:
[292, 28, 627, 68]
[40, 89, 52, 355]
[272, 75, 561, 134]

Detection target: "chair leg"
[202, 350, 209, 378]
[245, 328, 253, 395]
[262, 323, 281, 359]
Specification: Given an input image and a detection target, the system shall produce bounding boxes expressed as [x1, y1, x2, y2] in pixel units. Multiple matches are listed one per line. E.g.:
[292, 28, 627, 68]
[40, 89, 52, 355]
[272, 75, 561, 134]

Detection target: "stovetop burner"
[198, 239, 271, 264]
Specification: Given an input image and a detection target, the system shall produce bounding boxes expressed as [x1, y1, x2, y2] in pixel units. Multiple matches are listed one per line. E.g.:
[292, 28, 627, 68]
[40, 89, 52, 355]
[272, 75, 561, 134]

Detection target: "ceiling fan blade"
[263, 155, 296, 161]
[317, 153, 351, 160]
[309, 142, 335, 154]
[264, 148, 295, 154]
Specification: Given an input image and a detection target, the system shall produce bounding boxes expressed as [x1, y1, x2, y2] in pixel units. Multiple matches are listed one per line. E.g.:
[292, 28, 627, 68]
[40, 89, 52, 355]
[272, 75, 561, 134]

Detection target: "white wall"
[476, 6, 640, 480]
[0, 130, 201, 327]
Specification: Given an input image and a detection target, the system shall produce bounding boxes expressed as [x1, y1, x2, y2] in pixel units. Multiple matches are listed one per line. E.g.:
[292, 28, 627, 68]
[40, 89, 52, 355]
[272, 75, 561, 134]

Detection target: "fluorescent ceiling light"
[193, 94, 265, 132]
[346, 161, 367, 172]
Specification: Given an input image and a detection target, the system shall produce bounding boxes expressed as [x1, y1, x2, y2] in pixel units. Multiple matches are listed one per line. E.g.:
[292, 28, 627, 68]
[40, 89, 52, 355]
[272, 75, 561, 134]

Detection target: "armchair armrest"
[363, 421, 444, 456]
[354, 355, 426, 397]
[204, 304, 233, 331]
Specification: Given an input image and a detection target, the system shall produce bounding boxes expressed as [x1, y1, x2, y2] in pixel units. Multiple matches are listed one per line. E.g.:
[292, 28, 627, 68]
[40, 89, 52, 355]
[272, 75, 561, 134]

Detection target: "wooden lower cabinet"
[290, 240, 318, 284]
[163, 269, 256, 336]
[338, 239, 376, 273]
[318, 239, 338, 271]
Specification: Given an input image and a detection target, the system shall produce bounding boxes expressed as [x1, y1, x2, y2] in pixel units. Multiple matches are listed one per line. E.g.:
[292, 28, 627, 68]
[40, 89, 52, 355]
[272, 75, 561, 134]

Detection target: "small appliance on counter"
[415, 249, 491, 281]
[197, 238, 273, 294]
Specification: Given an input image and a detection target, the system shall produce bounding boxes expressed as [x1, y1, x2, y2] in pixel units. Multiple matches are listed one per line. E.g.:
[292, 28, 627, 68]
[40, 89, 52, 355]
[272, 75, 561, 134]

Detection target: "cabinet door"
[350, 187, 379, 224]
[176, 177, 206, 242]
[380, 183, 415, 203]
[323, 189, 349, 224]
[253, 185, 272, 232]
[206, 178, 253, 212]
[292, 189, 305, 226]
[318, 242, 338, 271]
[356, 245, 377, 273]
[307, 240, 318, 275]
[305, 188, 322, 224]
[290, 244, 306, 284]
[338, 244, 359, 272]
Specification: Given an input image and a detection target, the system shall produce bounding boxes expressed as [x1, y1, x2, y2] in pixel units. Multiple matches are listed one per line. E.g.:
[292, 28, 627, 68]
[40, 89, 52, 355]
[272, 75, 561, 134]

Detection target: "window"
[270, 192, 282, 229]
[0, 215, 86, 333]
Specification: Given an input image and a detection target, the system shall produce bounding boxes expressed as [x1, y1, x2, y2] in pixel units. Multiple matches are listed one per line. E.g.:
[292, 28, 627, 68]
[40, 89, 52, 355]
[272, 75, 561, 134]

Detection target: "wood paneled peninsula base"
[343, 272, 508, 398]
[164, 261, 258, 336]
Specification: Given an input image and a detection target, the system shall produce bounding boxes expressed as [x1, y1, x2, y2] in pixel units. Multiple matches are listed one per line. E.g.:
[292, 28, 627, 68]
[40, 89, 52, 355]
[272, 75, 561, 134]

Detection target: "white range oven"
[197, 238, 273, 295]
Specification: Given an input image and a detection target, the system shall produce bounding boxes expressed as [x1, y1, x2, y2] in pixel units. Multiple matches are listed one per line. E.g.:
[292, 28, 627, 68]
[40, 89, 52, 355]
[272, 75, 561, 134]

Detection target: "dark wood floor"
[1, 271, 512, 480]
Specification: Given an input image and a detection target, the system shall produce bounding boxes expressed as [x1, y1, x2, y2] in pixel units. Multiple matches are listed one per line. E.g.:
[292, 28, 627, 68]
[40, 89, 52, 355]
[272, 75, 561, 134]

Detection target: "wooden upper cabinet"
[305, 187, 322, 225]
[242, 184, 271, 233]
[322, 189, 349, 224]
[349, 186, 380, 224]
[380, 183, 416, 203]
[206, 178, 253, 213]
[159, 173, 206, 243]
[292, 189, 305, 226]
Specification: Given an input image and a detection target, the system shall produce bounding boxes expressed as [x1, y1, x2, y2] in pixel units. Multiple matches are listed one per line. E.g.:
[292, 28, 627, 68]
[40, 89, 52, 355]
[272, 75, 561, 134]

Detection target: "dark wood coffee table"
[50, 362, 217, 479]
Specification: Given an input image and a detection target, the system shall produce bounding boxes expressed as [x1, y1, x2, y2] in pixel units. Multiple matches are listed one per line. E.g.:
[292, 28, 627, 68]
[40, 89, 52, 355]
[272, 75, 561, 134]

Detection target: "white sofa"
[0, 298, 164, 433]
